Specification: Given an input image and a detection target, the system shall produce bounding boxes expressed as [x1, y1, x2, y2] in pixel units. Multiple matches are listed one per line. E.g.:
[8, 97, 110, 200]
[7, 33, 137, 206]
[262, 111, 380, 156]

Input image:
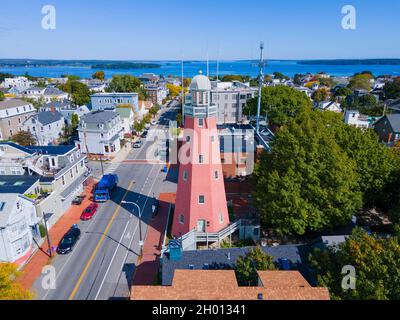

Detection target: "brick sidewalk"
[132, 193, 176, 286]
[17, 180, 97, 290]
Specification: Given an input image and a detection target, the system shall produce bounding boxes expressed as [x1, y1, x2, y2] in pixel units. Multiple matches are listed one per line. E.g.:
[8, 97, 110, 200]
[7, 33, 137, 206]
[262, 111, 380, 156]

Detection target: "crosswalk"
[104, 162, 120, 174]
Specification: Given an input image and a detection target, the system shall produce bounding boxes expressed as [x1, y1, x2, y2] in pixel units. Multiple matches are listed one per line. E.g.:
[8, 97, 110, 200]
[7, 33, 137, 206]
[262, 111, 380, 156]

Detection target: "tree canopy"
[348, 74, 372, 91]
[10, 131, 36, 146]
[0, 91, 4, 101]
[253, 110, 362, 235]
[312, 88, 330, 103]
[244, 85, 313, 128]
[383, 77, 400, 100]
[0, 263, 32, 300]
[92, 70, 105, 81]
[253, 108, 400, 236]
[309, 228, 400, 300]
[107, 75, 141, 93]
[235, 247, 276, 286]
[59, 79, 90, 106]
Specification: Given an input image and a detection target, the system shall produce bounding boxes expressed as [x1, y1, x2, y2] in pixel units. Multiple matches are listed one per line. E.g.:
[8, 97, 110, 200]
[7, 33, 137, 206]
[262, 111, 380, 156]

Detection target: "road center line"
[68, 180, 134, 300]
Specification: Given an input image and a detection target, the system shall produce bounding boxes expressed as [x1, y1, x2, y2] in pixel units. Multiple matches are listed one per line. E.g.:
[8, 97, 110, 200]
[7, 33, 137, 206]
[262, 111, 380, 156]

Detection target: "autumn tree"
[235, 247, 276, 286]
[92, 70, 105, 81]
[244, 86, 312, 128]
[11, 131, 36, 146]
[0, 263, 32, 300]
[309, 228, 400, 300]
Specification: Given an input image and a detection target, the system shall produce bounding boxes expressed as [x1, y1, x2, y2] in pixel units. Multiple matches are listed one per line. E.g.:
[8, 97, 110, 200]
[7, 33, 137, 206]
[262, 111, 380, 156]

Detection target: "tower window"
[179, 214, 185, 224]
[198, 118, 204, 127]
[220, 213, 224, 224]
[199, 155, 204, 163]
[199, 195, 205, 204]
[186, 136, 190, 142]
[183, 170, 188, 181]
[214, 171, 219, 179]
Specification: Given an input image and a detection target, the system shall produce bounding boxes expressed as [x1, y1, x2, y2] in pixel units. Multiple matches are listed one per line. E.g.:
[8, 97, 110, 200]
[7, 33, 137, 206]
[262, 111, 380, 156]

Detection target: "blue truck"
[94, 174, 119, 202]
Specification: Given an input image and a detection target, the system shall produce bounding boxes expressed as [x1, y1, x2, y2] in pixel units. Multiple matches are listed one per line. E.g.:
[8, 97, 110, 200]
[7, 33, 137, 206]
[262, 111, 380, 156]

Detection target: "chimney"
[50, 104, 55, 113]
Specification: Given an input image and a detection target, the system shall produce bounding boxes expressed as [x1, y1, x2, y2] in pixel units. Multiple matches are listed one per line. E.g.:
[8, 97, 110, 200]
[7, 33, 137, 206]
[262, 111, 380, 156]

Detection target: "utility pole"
[256, 42, 265, 134]
[43, 213, 53, 257]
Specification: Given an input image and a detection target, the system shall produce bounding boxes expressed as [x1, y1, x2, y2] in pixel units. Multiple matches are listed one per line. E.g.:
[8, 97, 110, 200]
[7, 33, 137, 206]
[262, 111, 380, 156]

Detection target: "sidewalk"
[17, 180, 97, 290]
[132, 193, 176, 286]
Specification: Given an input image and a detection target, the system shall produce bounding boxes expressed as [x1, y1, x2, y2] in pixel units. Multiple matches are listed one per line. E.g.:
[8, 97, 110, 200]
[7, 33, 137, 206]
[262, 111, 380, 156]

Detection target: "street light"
[121, 200, 143, 256]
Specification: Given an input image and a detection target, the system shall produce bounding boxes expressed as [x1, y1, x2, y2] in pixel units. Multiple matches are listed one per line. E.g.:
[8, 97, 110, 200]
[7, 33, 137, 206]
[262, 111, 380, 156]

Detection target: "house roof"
[43, 87, 65, 96]
[131, 270, 330, 300]
[26, 145, 76, 156]
[386, 114, 400, 132]
[0, 142, 35, 155]
[80, 111, 119, 124]
[0, 99, 32, 110]
[161, 245, 306, 286]
[29, 111, 63, 125]
[0, 175, 39, 194]
[116, 107, 133, 119]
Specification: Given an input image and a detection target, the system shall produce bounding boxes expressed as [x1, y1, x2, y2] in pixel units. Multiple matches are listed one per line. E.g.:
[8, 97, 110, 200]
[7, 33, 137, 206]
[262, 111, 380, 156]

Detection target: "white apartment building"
[23, 111, 65, 146]
[77, 111, 123, 156]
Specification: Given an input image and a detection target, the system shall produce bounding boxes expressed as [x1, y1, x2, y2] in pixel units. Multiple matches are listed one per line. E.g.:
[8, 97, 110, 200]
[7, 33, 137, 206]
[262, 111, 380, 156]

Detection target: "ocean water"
[1, 60, 400, 79]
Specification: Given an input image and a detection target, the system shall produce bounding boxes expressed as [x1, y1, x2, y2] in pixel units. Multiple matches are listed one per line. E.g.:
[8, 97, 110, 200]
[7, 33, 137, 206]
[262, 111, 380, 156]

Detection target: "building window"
[211, 135, 215, 143]
[214, 171, 219, 179]
[62, 176, 65, 185]
[219, 213, 224, 224]
[199, 195, 205, 204]
[183, 170, 188, 181]
[198, 118, 204, 127]
[199, 155, 204, 163]
[186, 136, 190, 142]
[179, 214, 185, 224]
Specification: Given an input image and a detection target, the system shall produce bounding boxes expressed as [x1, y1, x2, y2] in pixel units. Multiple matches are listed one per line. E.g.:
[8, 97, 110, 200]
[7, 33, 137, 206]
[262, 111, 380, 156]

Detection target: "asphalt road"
[32, 106, 179, 300]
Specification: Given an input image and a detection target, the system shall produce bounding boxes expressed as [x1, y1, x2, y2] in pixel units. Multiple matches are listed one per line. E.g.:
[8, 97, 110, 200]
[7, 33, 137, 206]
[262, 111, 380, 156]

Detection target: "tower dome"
[189, 72, 211, 91]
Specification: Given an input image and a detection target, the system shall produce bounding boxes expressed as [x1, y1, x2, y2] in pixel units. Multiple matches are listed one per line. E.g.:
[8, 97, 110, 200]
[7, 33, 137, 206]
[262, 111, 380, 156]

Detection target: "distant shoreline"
[1, 58, 400, 68]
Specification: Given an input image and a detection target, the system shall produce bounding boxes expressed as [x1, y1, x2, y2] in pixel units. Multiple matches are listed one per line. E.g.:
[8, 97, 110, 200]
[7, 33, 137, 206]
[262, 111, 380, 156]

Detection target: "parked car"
[152, 200, 159, 217]
[72, 195, 85, 205]
[141, 131, 148, 138]
[151, 120, 158, 126]
[57, 225, 81, 254]
[80, 203, 99, 221]
[133, 140, 143, 148]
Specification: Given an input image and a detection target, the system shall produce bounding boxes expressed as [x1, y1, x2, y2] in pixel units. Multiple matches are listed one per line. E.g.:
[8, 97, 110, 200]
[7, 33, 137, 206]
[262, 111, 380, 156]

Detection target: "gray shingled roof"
[34, 111, 63, 125]
[44, 87, 65, 96]
[0, 99, 32, 110]
[387, 114, 400, 132]
[80, 111, 119, 124]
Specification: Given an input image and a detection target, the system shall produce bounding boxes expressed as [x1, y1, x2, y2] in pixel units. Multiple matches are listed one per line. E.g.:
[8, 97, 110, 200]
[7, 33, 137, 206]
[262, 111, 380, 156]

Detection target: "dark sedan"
[56, 225, 81, 255]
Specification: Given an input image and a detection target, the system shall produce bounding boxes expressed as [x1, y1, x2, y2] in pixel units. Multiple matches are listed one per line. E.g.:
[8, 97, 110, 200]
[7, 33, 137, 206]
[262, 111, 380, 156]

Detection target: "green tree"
[273, 72, 289, 80]
[293, 74, 305, 86]
[244, 86, 313, 128]
[175, 113, 183, 126]
[235, 247, 276, 286]
[0, 263, 32, 300]
[92, 70, 105, 81]
[312, 88, 330, 103]
[348, 74, 372, 91]
[309, 228, 400, 300]
[59, 80, 90, 106]
[149, 105, 159, 117]
[383, 77, 400, 100]
[221, 75, 245, 82]
[335, 87, 353, 97]
[10, 131, 36, 146]
[0, 91, 5, 101]
[107, 75, 141, 93]
[253, 110, 362, 236]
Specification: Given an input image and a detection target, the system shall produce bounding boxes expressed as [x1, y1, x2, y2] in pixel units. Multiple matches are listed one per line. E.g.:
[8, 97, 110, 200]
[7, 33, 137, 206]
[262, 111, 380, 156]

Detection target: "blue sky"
[0, 0, 399, 60]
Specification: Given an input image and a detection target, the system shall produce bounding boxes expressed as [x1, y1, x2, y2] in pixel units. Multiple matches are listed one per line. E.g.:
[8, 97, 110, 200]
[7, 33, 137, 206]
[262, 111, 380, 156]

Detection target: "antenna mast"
[181, 59, 184, 123]
[256, 42, 265, 134]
